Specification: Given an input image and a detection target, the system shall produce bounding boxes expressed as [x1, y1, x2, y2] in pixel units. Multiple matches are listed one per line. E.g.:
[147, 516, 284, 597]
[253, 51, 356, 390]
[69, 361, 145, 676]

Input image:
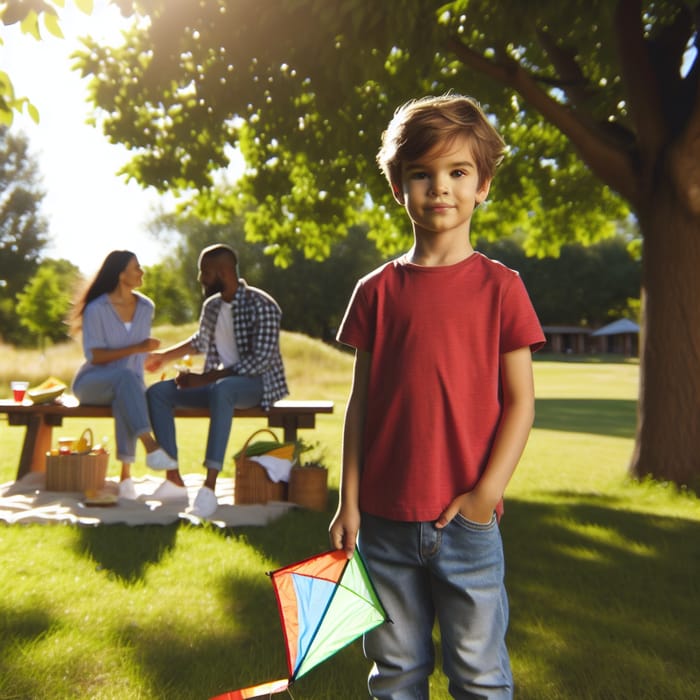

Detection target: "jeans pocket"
[453, 511, 497, 532]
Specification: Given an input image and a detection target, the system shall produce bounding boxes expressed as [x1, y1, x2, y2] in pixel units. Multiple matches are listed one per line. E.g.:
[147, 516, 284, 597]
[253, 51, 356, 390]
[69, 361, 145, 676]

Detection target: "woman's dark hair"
[69, 250, 135, 333]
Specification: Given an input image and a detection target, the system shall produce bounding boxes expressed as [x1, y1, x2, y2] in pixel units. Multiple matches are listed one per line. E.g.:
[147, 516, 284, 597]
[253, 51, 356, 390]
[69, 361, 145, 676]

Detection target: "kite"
[210, 549, 388, 699]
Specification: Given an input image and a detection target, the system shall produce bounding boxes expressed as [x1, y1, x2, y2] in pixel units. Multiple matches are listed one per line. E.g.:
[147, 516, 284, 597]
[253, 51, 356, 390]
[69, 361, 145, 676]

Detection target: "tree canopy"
[145, 210, 386, 339]
[15, 258, 81, 347]
[0, 126, 50, 344]
[76, 0, 700, 488]
[78, 0, 637, 261]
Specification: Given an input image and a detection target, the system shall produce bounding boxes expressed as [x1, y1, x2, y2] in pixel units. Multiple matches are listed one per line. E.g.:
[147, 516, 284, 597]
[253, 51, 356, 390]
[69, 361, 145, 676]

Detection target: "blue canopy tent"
[592, 319, 640, 355]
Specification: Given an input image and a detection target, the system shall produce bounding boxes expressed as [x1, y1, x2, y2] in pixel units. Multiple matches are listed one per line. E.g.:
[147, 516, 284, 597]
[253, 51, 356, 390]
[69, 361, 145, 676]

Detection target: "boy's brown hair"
[377, 94, 506, 193]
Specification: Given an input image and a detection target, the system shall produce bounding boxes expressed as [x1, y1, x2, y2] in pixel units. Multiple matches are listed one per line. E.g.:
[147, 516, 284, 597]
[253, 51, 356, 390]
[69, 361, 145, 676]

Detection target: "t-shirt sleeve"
[500, 273, 546, 353]
[336, 280, 374, 352]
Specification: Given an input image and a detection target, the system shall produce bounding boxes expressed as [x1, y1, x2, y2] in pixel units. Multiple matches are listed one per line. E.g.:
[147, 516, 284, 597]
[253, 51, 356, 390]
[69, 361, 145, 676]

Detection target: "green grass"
[0, 335, 698, 699]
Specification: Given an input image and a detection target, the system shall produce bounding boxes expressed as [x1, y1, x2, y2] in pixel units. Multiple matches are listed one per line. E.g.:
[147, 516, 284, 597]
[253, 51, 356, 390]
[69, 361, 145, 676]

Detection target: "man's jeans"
[147, 375, 263, 471]
[359, 512, 513, 700]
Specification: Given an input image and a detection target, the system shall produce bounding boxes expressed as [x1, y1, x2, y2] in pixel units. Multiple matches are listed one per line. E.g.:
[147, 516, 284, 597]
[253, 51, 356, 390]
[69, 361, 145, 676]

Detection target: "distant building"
[591, 318, 640, 356]
[542, 325, 593, 354]
[543, 319, 639, 356]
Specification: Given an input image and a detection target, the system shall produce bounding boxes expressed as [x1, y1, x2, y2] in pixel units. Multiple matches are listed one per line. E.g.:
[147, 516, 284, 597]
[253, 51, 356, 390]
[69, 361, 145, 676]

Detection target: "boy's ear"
[476, 178, 492, 204]
[391, 182, 405, 205]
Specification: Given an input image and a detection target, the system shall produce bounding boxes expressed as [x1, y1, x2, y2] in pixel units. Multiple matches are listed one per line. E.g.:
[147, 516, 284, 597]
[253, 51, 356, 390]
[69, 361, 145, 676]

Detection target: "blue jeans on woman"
[358, 512, 513, 700]
[146, 375, 263, 471]
[72, 367, 151, 463]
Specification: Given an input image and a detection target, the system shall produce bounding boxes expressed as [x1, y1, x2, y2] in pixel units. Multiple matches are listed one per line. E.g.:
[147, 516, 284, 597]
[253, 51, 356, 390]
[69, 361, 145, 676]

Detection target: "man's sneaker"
[189, 486, 218, 518]
[146, 448, 177, 470]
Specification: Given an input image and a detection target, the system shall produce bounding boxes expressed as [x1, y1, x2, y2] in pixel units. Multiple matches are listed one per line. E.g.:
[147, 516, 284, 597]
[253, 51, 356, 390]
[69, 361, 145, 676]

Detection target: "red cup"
[11, 381, 29, 403]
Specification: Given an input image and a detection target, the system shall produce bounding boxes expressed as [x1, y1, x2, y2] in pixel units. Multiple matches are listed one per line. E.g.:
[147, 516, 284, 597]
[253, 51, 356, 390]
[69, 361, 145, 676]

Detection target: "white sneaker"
[146, 448, 178, 470]
[118, 478, 138, 500]
[189, 486, 218, 518]
[149, 479, 188, 502]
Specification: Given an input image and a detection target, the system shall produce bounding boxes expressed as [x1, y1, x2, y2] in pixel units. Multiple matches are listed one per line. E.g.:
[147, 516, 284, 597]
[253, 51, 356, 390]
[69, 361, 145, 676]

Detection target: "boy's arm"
[329, 349, 370, 558]
[436, 345, 536, 527]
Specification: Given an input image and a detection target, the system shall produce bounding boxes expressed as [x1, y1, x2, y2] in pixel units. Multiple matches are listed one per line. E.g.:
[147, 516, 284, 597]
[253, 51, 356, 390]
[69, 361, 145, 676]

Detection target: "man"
[144, 244, 288, 517]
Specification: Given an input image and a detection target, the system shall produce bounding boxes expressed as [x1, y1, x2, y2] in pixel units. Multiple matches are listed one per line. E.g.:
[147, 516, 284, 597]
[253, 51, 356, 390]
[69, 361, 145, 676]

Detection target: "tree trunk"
[630, 184, 700, 490]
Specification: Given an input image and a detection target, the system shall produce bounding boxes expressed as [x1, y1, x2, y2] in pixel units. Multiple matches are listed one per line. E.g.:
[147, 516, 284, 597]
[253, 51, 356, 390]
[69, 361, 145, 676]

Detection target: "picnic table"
[0, 397, 334, 480]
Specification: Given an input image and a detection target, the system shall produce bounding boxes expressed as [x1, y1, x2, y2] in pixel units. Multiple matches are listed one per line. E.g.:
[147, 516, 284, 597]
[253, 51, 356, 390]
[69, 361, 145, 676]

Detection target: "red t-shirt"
[337, 252, 545, 522]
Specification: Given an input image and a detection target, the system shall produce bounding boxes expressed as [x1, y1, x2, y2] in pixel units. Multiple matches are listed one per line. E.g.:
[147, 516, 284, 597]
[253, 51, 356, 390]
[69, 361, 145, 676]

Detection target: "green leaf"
[74, 0, 94, 15]
[43, 12, 64, 39]
[20, 11, 40, 39]
[27, 101, 40, 123]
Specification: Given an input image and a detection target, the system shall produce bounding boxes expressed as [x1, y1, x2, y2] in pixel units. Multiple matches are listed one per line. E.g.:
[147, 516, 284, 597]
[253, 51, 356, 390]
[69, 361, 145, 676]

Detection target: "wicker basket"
[45, 429, 108, 492]
[234, 429, 290, 504]
[289, 464, 328, 511]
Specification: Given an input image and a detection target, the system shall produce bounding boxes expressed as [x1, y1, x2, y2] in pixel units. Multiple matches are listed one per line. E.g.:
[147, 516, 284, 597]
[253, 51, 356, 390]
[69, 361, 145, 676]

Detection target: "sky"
[2, 1, 173, 276]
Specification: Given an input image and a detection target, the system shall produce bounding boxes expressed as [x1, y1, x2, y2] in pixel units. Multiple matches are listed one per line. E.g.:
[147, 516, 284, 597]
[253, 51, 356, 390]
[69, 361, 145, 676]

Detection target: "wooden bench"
[0, 398, 334, 481]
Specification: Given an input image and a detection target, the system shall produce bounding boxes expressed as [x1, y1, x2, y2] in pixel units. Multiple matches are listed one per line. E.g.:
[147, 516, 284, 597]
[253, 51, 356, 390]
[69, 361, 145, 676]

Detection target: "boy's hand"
[435, 491, 495, 529]
[329, 505, 361, 559]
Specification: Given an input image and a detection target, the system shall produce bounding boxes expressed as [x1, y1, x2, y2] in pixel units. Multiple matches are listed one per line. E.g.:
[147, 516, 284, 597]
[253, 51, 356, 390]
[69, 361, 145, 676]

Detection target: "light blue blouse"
[73, 292, 155, 383]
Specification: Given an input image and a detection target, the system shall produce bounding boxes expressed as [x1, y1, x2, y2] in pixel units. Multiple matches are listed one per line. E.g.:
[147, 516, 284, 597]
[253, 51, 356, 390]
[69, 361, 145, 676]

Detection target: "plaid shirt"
[189, 281, 288, 410]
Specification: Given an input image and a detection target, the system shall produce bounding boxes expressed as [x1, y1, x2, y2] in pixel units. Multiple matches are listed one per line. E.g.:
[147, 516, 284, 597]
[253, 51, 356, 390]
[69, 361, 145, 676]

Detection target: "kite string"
[261, 688, 294, 699]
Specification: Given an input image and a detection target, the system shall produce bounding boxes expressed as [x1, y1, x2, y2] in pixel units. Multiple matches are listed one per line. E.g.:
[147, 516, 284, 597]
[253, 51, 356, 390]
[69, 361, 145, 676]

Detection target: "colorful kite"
[210, 549, 388, 699]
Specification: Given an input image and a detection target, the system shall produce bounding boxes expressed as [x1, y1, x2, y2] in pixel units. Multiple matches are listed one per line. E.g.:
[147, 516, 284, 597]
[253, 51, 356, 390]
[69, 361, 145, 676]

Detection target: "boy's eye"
[451, 169, 465, 178]
[409, 171, 428, 180]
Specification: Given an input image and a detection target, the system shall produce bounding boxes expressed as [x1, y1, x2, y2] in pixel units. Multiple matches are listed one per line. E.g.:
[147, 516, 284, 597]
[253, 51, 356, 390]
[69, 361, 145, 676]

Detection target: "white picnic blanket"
[0, 472, 296, 528]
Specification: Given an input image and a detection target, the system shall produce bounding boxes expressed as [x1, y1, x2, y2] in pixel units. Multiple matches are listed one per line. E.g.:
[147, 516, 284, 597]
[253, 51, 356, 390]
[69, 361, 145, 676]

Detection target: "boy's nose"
[429, 177, 449, 195]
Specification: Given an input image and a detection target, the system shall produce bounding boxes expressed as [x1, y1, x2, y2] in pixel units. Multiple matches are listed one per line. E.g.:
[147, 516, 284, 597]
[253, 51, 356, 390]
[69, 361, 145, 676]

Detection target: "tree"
[147, 210, 385, 338]
[476, 236, 641, 327]
[0, 126, 50, 344]
[77, 1, 700, 489]
[139, 261, 196, 325]
[16, 258, 80, 347]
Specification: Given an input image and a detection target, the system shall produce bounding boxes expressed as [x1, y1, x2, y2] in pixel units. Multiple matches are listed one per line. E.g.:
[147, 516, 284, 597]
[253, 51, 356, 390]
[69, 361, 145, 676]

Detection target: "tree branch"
[447, 36, 640, 207]
[536, 27, 591, 111]
[614, 0, 667, 156]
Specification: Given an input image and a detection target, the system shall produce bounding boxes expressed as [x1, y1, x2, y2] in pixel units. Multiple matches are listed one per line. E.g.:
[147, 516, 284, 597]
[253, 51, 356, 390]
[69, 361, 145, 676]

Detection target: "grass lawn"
[0, 335, 698, 699]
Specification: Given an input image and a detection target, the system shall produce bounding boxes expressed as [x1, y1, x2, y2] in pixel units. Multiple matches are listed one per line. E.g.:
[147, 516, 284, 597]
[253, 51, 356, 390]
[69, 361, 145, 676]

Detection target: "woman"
[71, 250, 177, 499]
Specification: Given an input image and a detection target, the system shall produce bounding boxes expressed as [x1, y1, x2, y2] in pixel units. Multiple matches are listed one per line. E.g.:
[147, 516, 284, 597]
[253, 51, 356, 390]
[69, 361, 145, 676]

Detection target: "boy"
[329, 95, 545, 699]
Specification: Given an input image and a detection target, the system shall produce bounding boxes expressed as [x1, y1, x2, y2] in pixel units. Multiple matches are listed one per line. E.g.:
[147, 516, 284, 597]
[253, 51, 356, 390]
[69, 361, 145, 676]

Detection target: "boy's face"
[395, 135, 491, 240]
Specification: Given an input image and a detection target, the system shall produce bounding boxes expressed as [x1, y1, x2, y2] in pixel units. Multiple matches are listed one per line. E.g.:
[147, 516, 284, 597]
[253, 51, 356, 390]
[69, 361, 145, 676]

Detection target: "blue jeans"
[146, 375, 263, 471]
[72, 367, 151, 463]
[359, 513, 513, 700]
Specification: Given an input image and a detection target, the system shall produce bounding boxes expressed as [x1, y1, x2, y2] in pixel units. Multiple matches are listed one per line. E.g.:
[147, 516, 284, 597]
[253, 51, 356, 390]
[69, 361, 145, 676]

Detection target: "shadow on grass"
[3, 490, 697, 699]
[214, 489, 341, 565]
[121, 551, 370, 699]
[201, 494, 698, 700]
[534, 398, 636, 438]
[0, 605, 55, 698]
[118, 575, 287, 698]
[502, 498, 700, 699]
[75, 523, 179, 584]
